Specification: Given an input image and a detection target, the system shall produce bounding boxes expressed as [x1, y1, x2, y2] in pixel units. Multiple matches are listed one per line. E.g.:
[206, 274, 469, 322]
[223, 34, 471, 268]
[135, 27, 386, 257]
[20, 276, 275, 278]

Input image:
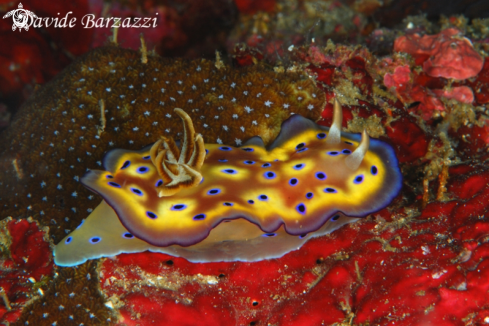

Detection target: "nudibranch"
[54, 101, 402, 266]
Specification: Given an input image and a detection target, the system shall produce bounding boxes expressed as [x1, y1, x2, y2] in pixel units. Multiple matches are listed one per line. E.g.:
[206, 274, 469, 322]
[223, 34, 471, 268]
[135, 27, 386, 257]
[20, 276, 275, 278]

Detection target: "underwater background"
[0, 0, 489, 325]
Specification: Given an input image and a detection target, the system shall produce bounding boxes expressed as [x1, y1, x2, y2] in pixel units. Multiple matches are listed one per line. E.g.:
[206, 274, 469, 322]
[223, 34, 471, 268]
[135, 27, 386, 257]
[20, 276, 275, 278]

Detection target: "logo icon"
[3, 3, 38, 32]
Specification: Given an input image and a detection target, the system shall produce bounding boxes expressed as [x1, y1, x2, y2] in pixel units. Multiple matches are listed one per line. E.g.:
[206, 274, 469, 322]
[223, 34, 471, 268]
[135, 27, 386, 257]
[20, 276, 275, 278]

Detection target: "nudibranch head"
[54, 100, 402, 266]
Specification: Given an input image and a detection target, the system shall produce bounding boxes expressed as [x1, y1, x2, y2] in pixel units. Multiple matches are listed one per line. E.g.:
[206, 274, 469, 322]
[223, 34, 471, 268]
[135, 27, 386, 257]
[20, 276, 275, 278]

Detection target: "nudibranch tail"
[55, 103, 403, 267]
[150, 108, 205, 197]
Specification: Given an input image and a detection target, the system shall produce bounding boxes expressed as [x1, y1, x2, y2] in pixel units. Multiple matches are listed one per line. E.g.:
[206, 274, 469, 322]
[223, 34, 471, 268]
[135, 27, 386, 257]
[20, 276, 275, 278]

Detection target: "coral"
[234, 0, 277, 15]
[227, 0, 368, 60]
[383, 64, 446, 120]
[380, 27, 488, 121]
[373, 2, 489, 28]
[467, 58, 489, 104]
[88, 2, 172, 51]
[431, 86, 474, 103]
[231, 44, 264, 67]
[89, 0, 238, 58]
[0, 0, 93, 126]
[394, 27, 484, 80]
[14, 261, 112, 325]
[0, 218, 53, 323]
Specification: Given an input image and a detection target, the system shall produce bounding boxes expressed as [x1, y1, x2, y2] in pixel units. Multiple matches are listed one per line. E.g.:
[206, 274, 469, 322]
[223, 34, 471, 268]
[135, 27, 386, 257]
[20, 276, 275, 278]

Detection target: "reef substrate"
[1, 19, 489, 326]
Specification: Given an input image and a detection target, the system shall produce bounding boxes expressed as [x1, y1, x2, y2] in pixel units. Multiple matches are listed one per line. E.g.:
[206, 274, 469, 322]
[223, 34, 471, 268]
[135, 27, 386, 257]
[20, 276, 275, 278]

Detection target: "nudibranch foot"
[53, 200, 360, 266]
[54, 102, 402, 267]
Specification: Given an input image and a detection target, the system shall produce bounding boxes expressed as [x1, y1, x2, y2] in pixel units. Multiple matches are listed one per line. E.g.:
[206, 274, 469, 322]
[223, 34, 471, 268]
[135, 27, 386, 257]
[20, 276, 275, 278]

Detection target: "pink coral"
[383, 65, 445, 120]
[431, 86, 474, 103]
[394, 28, 484, 80]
